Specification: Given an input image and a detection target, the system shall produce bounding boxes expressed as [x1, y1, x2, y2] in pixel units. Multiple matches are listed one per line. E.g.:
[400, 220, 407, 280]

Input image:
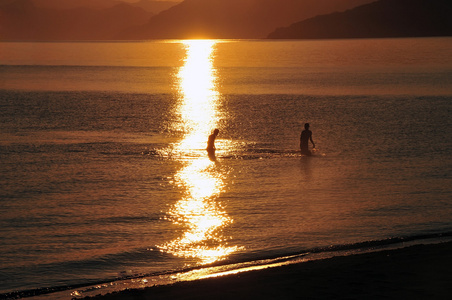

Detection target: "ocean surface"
[1, 38, 451, 298]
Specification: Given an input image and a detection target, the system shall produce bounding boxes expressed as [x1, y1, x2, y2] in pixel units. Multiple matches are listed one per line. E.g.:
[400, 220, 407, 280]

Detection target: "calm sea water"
[1, 38, 452, 298]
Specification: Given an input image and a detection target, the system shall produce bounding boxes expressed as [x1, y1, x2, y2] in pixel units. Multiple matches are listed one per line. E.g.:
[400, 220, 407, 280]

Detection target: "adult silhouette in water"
[300, 123, 315, 156]
[207, 128, 219, 160]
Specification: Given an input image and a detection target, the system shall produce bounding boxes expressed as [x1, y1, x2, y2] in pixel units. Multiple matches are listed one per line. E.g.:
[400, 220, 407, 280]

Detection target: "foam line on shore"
[72, 234, 452, 299]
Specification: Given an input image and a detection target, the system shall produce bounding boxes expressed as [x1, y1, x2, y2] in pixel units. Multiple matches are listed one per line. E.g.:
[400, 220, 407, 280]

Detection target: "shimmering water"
[0, 38, 451, 298]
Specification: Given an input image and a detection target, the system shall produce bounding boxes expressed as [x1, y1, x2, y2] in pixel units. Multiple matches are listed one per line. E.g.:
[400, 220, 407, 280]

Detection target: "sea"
[1, 38, 451, 299]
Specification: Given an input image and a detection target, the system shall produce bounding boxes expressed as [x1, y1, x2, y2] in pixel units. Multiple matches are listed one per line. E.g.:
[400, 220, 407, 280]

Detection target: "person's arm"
[310, 135, 315, 148]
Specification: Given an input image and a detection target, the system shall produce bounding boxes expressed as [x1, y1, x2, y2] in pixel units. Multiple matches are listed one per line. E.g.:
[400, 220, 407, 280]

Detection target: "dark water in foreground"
[0, 38, 451, 298]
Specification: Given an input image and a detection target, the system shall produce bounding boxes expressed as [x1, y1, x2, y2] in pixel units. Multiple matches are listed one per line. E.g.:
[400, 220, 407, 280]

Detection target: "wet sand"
[88, 241, 452, 300]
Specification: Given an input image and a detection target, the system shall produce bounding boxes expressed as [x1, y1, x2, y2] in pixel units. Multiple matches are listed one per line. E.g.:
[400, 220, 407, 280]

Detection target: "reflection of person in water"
[206, 129, 219, 159]
[300, 123, 315, 156]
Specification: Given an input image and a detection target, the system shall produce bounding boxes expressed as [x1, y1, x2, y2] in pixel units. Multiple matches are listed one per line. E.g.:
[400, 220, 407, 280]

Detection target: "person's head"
[304, 123, 310, 130]
[213, 128, 219, 135]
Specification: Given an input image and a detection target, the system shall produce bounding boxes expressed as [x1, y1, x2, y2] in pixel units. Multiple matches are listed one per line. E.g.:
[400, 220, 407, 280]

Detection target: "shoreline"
[86, 241, 452, 300]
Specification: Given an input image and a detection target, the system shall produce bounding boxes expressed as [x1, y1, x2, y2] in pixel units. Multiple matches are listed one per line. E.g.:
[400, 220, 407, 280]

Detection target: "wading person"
[206, 129, 219, 160]
[300, 123, 315, 155]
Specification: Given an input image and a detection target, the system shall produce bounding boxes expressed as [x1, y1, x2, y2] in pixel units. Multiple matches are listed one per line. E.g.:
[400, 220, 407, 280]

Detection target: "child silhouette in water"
[207, 129, 219, 152]
[300, 123, 315, 155]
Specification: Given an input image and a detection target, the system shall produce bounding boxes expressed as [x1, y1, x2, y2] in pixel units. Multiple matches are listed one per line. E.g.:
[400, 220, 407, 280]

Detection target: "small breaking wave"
[2, 231, 450, 300]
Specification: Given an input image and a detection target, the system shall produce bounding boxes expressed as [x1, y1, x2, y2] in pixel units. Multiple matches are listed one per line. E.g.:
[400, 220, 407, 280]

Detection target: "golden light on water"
[158, 40, 240, 264]
[160, 157, 238, 264]
[174, 40, 220, 151]
[177, 159, 223, 200]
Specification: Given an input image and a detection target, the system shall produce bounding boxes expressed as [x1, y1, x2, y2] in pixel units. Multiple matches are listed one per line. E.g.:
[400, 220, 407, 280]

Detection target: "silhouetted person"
[300, 123, 315, 155]
[207, 129, 219, 159]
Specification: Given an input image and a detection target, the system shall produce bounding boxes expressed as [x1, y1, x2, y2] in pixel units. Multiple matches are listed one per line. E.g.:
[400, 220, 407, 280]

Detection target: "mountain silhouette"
[31, 0, 128, 10]
[25, 0, 179, 12]
[268, 0, 452, 39]
[1, 0, 378, 40]
[130, 0, 180, 14]
[121, 0, 374, 39]
[0, 0, 155, 40]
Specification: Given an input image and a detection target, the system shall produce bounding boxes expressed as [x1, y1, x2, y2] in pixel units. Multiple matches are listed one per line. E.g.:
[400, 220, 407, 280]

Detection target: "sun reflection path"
[174, 40, 220, 151]
[160, 158, 239, 264]
[158, 40, 240, 264]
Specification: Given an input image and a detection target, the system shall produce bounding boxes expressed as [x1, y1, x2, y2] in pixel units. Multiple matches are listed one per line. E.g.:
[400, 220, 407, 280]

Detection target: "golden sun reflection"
[159, 157, 238, 264]
[174, 40, 220, 151]
[158, 40, 240, 264]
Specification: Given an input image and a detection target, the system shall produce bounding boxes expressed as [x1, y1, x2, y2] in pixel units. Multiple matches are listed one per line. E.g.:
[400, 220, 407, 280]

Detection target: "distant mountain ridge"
[0, 0, 179, 40]
[0, 0, 155, 40]
[0, 0, 374, 40]
[131, 0, 180, 14]
[3, 0, 448, 41]
[28, 0, 179, 13]
[268, 0, 452, 39]
[122, 0, 375, 39]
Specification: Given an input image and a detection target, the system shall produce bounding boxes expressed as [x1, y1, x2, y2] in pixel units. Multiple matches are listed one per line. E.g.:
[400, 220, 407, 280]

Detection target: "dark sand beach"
[88, 241, 452, 300]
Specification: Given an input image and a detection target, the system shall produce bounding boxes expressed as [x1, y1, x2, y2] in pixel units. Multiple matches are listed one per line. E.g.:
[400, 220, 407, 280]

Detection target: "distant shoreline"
[1, 35, 452, 43]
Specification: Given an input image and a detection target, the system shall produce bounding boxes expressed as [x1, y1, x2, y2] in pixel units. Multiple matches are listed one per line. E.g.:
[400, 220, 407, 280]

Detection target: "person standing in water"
[207, 128, 219, 153]
[300, 123, 315, 155]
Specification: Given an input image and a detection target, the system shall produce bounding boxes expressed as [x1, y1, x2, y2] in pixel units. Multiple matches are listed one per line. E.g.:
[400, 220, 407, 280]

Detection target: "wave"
[0, 134, 313, 159]
[146, 147, 323, 161]
[1, 137, 325, 162]
[2, 231, 451, 299]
